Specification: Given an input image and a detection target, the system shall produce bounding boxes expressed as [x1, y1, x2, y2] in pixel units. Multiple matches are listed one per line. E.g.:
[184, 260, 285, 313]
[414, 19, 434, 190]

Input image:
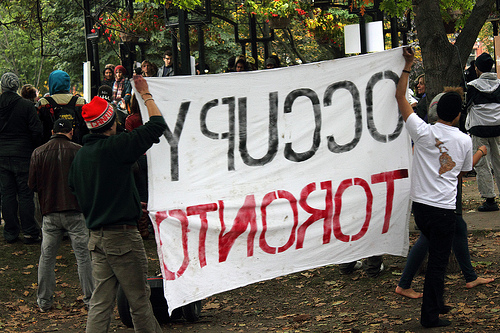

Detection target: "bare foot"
[395, 286, 423, 299]
[465, 277, 495, 289]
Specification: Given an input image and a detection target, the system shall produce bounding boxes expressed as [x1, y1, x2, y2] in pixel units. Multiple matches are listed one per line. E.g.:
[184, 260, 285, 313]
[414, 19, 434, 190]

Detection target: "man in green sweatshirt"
[69, 76, 166, 333]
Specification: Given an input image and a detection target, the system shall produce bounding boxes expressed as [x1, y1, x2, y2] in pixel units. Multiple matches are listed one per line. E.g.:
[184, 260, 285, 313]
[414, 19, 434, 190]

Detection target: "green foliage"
[0, 0, 490, 94]
[304, 7, 357, 47]
[135, 0, 202, 11]
[244, 0, 309, 19]
[198, 18, 239, 73]
[477, 22, 495, 55]
[380, 0, 476, 28]
[379, 0, 411, 17]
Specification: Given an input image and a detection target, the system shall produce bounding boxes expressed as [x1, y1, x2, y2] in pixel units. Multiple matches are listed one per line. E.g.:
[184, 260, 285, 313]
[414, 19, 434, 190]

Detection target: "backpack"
[40, 95, 82, 144]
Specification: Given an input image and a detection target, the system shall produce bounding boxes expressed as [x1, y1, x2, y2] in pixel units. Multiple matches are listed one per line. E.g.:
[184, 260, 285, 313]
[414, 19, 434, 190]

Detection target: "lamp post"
[83, 0, 100, 97]
[164, 0, 211, 75]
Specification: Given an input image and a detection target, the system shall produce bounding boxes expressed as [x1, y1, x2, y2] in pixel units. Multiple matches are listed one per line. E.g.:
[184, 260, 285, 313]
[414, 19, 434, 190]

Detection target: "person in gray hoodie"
[466, 52, 500, 212]
[0, 72, 43, 244]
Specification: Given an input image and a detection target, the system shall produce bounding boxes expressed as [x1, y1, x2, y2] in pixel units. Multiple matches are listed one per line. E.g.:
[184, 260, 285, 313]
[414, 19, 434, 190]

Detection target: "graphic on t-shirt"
[435, 138, 456, 175]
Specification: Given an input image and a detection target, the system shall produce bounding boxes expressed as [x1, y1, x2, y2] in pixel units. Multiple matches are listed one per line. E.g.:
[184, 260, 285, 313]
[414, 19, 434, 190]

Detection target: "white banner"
[135, 47, 412, 313]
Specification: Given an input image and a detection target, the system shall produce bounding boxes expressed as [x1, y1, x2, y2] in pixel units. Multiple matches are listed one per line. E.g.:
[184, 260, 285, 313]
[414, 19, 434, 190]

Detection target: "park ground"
[0, 175, 499, 333]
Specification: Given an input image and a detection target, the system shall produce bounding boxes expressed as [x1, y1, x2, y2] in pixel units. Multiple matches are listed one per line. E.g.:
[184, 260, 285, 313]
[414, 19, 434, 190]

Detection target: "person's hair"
[141, 60, 157, 77]
[163, 50, 173, 58]
[20, 84, 38, 102]
[442, 86, 464, 100]
[89, 114, 117, 134]
[150, 62, 158, 75]
[269, 54, 281, 68]
[235, 58, 248, 71]
[415, 74, 425, 85]
[227, 56, 236, 72]
[129, 94, 140, 115]
[103, 67, 113, 76]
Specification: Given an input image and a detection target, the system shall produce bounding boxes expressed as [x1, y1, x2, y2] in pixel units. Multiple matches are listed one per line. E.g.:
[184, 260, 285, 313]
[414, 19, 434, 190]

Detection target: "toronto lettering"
[155, 169, 408, 280]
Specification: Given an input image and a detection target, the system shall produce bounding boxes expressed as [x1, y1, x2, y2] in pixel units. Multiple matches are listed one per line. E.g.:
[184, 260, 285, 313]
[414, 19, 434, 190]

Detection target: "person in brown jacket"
[29, 118, 94, 312]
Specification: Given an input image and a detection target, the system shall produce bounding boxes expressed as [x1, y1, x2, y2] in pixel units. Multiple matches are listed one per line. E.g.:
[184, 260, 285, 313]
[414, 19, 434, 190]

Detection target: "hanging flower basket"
[119, 32, 140, 43]
[268, 16, 291, 29]
[96, 5, 163, 44]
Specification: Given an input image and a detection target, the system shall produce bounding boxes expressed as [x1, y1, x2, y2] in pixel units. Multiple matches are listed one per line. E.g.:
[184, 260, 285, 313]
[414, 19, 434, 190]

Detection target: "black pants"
[412, 202, 455, 326]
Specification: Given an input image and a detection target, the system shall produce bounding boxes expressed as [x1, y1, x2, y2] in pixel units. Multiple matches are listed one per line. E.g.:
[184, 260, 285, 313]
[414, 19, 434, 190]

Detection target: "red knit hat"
[114, 65, 127, 75]
[82, 96, 116, 130]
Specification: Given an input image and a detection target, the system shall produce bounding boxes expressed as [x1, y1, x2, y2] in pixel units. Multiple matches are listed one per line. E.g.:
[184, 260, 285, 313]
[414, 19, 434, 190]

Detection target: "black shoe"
[421, 319, 451, 328]
[440, 305, 452, 314]
[367, 263, 384, 278]
[23, 236, 41, 244]
[478, 201, 499, 212]
[6, 237, 19, 244]
[339, 261, 362, 275]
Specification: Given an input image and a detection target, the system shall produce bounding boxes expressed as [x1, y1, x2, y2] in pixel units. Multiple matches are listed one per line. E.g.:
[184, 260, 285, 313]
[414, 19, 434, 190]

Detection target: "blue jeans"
[412, 202, 455, 326]
[37, 212, 94, 311]
[398, 214, 477, 289]
[0, 156, 39, 241]
[86, 228, 161, 333]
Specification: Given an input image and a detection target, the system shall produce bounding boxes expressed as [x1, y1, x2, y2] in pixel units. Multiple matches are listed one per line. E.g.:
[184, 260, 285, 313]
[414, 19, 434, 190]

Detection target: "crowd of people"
[0, 61, 167, 331]
[0, 47, 496, 331]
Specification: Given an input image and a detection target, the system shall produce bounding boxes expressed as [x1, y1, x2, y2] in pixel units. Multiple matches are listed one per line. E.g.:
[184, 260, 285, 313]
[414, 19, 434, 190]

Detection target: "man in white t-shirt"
[396, 48, 485, 328]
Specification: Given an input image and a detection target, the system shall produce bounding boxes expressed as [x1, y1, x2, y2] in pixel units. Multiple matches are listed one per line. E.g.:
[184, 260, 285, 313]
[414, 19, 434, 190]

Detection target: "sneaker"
[421, 318, 451, 328]
[353, 261, 363, 270]
[367, 263, 384, 278]
[478, 201, 499, 212]
[23, 236, 41, 245]
[339, 261, 363, 275]
[39, 306, 52, 313]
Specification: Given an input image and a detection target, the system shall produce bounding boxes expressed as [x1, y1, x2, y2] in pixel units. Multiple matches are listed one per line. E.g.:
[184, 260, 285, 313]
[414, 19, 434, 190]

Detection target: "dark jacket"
[68, 116, 167, 230]
[157, 65, 174, 77]
[37, 93, 88, 144]
[28, 134, 82, 215]
[37, 71, 88, 144]
[0, 90, 42, 158]
[466, 72, 500, 137]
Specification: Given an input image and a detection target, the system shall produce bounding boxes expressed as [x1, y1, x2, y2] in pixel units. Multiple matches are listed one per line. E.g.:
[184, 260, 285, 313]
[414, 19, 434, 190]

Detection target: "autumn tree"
[412, 0, 495, 101]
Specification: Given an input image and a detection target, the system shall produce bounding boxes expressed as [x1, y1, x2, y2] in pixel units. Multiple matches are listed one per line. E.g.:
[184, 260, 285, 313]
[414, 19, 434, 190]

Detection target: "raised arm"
[395, 47, 415, 122]
[133, 75, 162, 118]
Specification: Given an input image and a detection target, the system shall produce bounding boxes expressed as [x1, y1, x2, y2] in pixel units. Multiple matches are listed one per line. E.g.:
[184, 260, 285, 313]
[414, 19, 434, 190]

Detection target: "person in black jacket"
[465, 53, 500, 212]
[0, 72, 43, 244]
[69, 76, 165, 332]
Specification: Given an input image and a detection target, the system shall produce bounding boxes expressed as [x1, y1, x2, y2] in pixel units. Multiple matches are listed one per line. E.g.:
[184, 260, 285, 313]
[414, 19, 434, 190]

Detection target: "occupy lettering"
[155, 169, 408, 280]
[162, 71, 402, 181]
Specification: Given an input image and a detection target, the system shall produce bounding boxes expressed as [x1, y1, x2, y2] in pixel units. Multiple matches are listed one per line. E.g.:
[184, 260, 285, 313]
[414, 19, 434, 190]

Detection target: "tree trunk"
[412, 0, 495, 102]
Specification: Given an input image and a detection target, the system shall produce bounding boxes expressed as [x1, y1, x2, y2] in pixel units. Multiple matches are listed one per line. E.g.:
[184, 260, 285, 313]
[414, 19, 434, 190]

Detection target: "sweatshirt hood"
[48, 70, 71, 95]
[0, 90, 22, 119]
[468, 72, 500, 93]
